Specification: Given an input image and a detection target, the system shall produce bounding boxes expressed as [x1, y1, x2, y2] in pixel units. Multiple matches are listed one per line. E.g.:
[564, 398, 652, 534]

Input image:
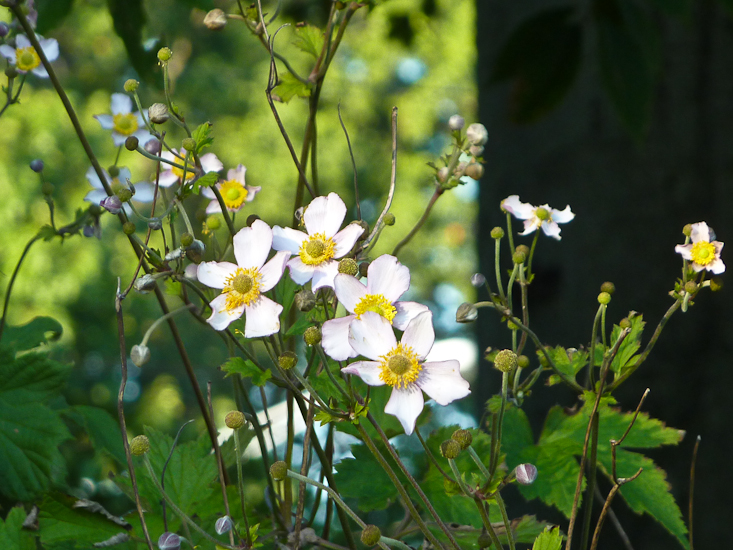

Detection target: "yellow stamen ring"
[298, 232, 336, 266]
[354, 294, 397, 323]
[223, 267, 262, 311]
[112, 113, 139, 136]
[379, 343, 422, 389]
[16, 47, 40, 71]
[220, 179, 248, 210]
[172, 161, 196, 182]
[690, 241, 716, 266]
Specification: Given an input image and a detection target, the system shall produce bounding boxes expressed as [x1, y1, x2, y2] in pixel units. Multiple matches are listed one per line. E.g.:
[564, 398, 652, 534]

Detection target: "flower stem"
[494, 492, 516, 550]
[392, 188, 442, 257]
[233, 429, 253, 547]
[0, 234, 39, 343]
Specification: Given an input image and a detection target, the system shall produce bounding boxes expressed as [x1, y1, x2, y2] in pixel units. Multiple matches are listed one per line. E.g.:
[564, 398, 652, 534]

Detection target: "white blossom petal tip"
[676, 221, 725, 274]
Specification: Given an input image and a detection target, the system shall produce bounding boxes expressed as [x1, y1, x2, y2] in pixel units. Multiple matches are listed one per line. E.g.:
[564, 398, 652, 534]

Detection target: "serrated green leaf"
[192, 121, 214, 154]
[67, 405, 126, 466]
[2, 317, 63, 350]
[0, 347, 70, 403]
[221, 357, 272, 386]
[609, 313, 645, 374]
[333, 443, 400, 511]
[532, 526, 563, 550]
[314, 409, 336, 426]
[274, 72, 311, 103]
[192, 171, 219, 194]
[293, 24, 325, 58]
[542, 346, 587, 385]
[38, 225, 58, 241]
[0, 507, 35, 550]
[38, 493, 130, 546]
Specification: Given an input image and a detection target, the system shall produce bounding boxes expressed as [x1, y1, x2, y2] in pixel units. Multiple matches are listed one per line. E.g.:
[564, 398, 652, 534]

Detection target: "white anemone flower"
[158, 149, 223, 188]
[94, 93, 154, 147]
[675, 222, 725, 274]
[0, 34, 58, 78]
[321, 254, 429, 361]
[197, 220, 290, 335]
[201, 164, 261, 213]
[83, 166, 155, 214]
[501, 195, 574, 241]
[343, 311, 471, 435]
[272, 193, 365, 291]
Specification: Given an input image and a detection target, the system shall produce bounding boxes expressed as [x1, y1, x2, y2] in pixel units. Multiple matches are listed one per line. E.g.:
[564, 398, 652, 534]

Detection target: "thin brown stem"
[392, 188, 442, 257]
[689, 435, 701, 550]
[207, 382, 234, 547]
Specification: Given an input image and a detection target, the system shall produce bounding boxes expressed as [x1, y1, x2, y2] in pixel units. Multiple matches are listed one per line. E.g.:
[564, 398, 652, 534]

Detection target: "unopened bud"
[338, 258, 359, 276]
[134, 274, 156, 293]
[123, 222, 136, 235]
[206, 215, 221, 230]
[682, 224, 692, 237]
[440, 439, 461, 459]
[157, 532, 181, 550]
[123, 79, 139, 92]
[491, 227, 504, 240]
[710, 277, 723, 292]
[515, 463, 538, 485]
[108, 165, 120, 178]
[465, 162, 484, 180]
[597, 292, 611, 305]
[358, 261, 370, 278]
[448, 114, 465, 131]
[130, 435, 150, 456]
[512, 250, 527, 264]
[456, 302, 478, 323]
[469, 145, 484, 157]
[246, 214, 260, 226]
[181, 138, 196, 152]
[383, 212, 396, 226]
[116, 188, 132, 203]
[494, 349, 517, 373]
[5, 66, 18, 79]
[148, 218, 162, 231]
[304, 326, 321, 346]
[470, 273, 486, 287]
[477, 532, 492, 548]
[619, 317, 631, 329]
[125, 136, 139, 151]
[684, 281, 697, 294]
[225, 410, 245, 429]
[215, 515, 233, 535]
[451, 429, 473, 450]
[30, 159, 44, 172]
[131, 344, 150, 366]
[437, 166, 449, 183]
[278, 351, 298, 370]
[186, 239, 205, 263]
[148, 103, 169, 124]
[204, 8, 228, 30]
[294, 289, 316, 312]
[270, 461, 288, 481]
[360, 525, 382, 546]
[517, 355, 530, 369]
[600, 281, 615, 295]
[0, 22, 9, 38]
[157, 47, 172, 62]
[466, 123, 488, 146]
[515, 244, 530, 257]
[180, 232, 194, 247]
[101, 195, 123, 214]
[144, 139, 162, 155]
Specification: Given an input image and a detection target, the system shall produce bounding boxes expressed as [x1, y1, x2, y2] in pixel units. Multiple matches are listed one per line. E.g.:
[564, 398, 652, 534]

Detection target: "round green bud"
[125, 136, 139, 151]
[41, 181, 54, 196]
[477, 532, 492, 548]
[4, 66, 18, 79]
[538, 351, 549, 367]
[246, 214, 260, 226]
[304, 326, 322, 346]
[108, 165, 120, 178]
[338, 258, 359, 276]
[619, 317, 631, 329]
[682, 224, 693, 237]
[225, 410, 245, 429]
[294, 289, 316, 312]
[515, 244, 530, 257]
[278, 351, 298, 370]
[535, 207, 550, 221]
[383, 212, 396, 226]
[116, 188, 133, 203]
[181, 138, 196, 152]
[512, 250, 527, 264]
[517, 354, 530, 369]
[360, 525, 382, 546]
[490, 227, 504, 240]
[440, 439, 462, 459]
[130, 435, 150, 456]
[710, 277, 723, 292]
[494, 349, 518, 373]
[600, 281, 615, 295]
[597, 292, 611, 305]
[124, 79, 139, 92]
[180, 232, 194, 247]
[358, 261, 370, 278]
[270, 461, 288, 481]
[465, 162, 484, 180]
[206, 215, 221, 230]
[123, 222, 136, 235]
[684, 281, 697, 294]
[451, 429, 473, 450]
[157, 47, 173, 62]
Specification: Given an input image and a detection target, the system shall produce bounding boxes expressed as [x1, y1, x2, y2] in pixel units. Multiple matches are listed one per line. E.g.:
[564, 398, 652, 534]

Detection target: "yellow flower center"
[112, 113, 139, 136]
[172, 161, 196, 182]
[220, 179, 248, 210]
[379, 343, 422, 389]
[299, 233, 336, 266]
[16, 46, 40, 72]
[353, 294, 397, 323]
[223, 267, 262, 311]
[690, 241, 716, 266]
[535, 207, 550, 221]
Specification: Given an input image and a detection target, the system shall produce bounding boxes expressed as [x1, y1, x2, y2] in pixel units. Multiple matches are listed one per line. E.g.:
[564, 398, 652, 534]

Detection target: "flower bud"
[206, 215, 221, 230]
[515, 244, 530, 257]
[181, 138, 196, 152]
[355, 219, 370, 241]
[148, 218, 163, 231]
[456, 302, 478, 323]
[600, 281, 615, 295]
[204, 8, 228, 30]
[5, 66, 18, 79]
[157, 47, 172, 62]
[465, 162, 484, 180]
[512, 250, 527, 264]
[517, 354, 530, 369]
[383, 212, 396, 226]
[490, 227, 504, 240]
[682, 224, 692, 237]
[684, 281, 697, 294]
[619, 317, 631, 329]
[338, 258, 359, 276]
[358, 261, 370, 278]
[108, 165, 120, 178]
[148, 103, 169, 124]
[469, 145, 484, 157]
[304, 326, 322, 346]
[477, 532, 492, 548]
[131, 344, 150, 366]
[124, 79, 139, 92]
[448, 114, 465, 131]
[0, 22, 9, 38]
[515, 463, 538, 485]
[145, 139, 162, 155]
[130, 435, 150, 456]
[41, 181, 54, 196]
[134, 274, 156, 293]
[466, 123, 488, 146]
[123, 221, 136, 235]
[180, 232, 194, 247]
[360, 525, 382, 546]
[278, 351, 298, 370]
[270, 460, 288, 481]
[440, 439, 461, 459]
[437, 166, 449, 183]
[471, 273, 486, 287]
[246, 214, 261, 226]
[157, 532, 181, 550]
[116, 188, 133, 203]
[494, 349, 518, 373]
[710, 277, 723, 292]
[215, 515, 233, 535]
[225, 410, 245, 429]
[597, 292, 611, 305]
[294, 289, 316, 312]
[451, 429, 473, 450]
[186, 239, 205, 263]
[30, 159, 44, 172]
[100, 195, 123, 214]
[125, 136, 139, 151]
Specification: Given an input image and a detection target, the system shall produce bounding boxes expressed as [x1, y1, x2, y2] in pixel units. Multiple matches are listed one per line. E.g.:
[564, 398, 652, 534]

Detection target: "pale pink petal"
[401, 311, 435, 359]
[334, 274, 366, 313]
[675, 244, 693, 261]
[132, 182, 155, 203]
[110, 93, 132, 115]
[200, 153, 223, 174]
[84, 189, 107, 204]
[133, 128, 155, 145]
[38, 37, 58, 62]
[392, 301, 430, 331]
[205, 200, 222, 214]
[304, 193, 347, 237]
[245, 185, 261, 202]
[286, 257, 316, 285]
[259, 251, 290, 292]
[416, 360, 471, 405]
[157, 171, 179, 188]
[348, 312, 396, 360]
[272, 226, 307, 255]
[366, 254, 410, 302]
[520, 218, 541, 235]
[332, 223, 364, 258]
[551, 205, 575, 224]
[541, 220, 562, 241]
[690, 222, 711, 243]
[502, 195, 535, 220]
[243, 296, 282, 338]
[228, 164, 246, 183]
[312, 260, 339, 290]
[197, 261, 238, 289]
[0, 45, 16, 62]
[341, 361, 384, 386]
[384, 387, 424, 435]
[710, 257, 726, 274]
[207, 293, 244, 331]
[691, 262, 705, 272]
[94, 114, 114, 130]
[234, 220, 272, 269]
[322, 315, 358, 361]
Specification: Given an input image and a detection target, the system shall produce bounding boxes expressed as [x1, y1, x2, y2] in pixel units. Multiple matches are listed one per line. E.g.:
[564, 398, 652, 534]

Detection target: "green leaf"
[491, 7, 582, 123]
[105, 0, 158, 82]
[2, 317, 63, 350]
[274, 72, 311, 103]
[285, 314, 313, 337]
[333, 443, 400, 511]
[192, 122, 214, 154]
[336, 383, 417, 439]
[609, 313, 645, 374]
[35, 0, 75, 34]
[0, 347, 71, 402]
[542, 346, 588, 385]
[192, 171, 220, 194]
[274, 275, 300, 317]
[532, 526, 563, 550]
[293, 24, 325, 58]
[221, 357, 272, 386]
[38, 224, 58, 241]
[67, 405, 126, 466]
[0, 507, 35, 550]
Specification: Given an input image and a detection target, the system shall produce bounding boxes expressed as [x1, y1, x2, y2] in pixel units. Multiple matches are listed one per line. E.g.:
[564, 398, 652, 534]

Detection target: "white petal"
[710, 257, 726, 274]
[348, 311, 396, 360]
[502, 195, 535, 220]
[197, 261, 238, 289]
[366, 254, 409, 302]
[228, 164, 246, 183]
[38, 37, 59, 62]
[417, 360, 471, 405]
[111, 131, 128, 147]
[384, 387, 424, 435]
[85, 166, 108, 189]
[551, 205, 575, 224]
[95, 114, 114, 129]
[312, 260, 339, 291]
[201, 187, 215, 199]
[322, 316, 358, 361]
[286, 257, 316, 285]
[0, 45, 16, 62]
[392, 301, 430, 331]
[118, 167, 132, 181]
[234, 220, 272, 269]
[133, 128, 155, 145]
[245, 185, 261, 202]
[519, 218, 541, 235]
[541, 220, 562, 241]
[84, 189, 107, 204]
[334, 274, 366, 313]
[157, 171, 179, 188]
[200, 153, 224, 173]
[272, 226, 307, 254]
[401, 311, 435, 359]
[690, 222, 711, 243]
[259, 251, 290, 292]
[207, 293, 244, 331]
[243, 296, 282, 338]
[205, 200, 223, 214]
[332, 223, 364, 258]
[675, 243, 693, 261]
[304, 193, 346, 237]
[132, 182, 155, 203]
[31, 65, 49, 78]
[341, 361, 385, 386]
[16, 35, 31, 49]
[110, 93, 132, 115]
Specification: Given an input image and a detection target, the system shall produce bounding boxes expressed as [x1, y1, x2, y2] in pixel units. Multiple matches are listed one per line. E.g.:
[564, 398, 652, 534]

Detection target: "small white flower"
[675, 222, 725, 274]
[321, 254, 429, 361]
[0, 34, 58, 78]
[343, 311, 471, 435]
[94, 93, 154, 147]
[201, 164, 260, 213]
[272, 193, 365, 291]
[197, 220, 290, 335]
[83, 166, 155, 214]
[158, 149, 223, 188]
[501, 195, 574, 241]
[466, 123, 488, 146]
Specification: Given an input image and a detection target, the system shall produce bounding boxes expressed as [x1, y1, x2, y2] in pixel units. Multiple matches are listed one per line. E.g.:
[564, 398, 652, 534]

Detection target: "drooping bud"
[125, 136, 139, 151]
[383, 212, 396, 226]
[215, 515, 233, 535]
[206, 215, 222, 230]
[517, 354, 530, 369]
[157, 532, 181, 550]
[448, 114, 465, 131]
[181, 138, 196, 152]
[490, 227, 504, 240]
[494, 349, 518, 373]
[0, 22, 9, 38]
[123, 79, 139, 92]
[437, 166, 449, 183]
[278, 351, 298, 370]
[466, 123, 488, 146]
[469, 145, 484, 157]
[130, 435, 150, 456]
[471, 273, 486, 287]
[144, 139, 162, 155]
[225, 411, 245, 430]
[204, 8, 228, 30]
[451, 429, 473, 450]
[600, 281, 615, 295]
[246, 214, 261, 226]
[100, 195, 123, 214]
[440, 439, 461, 459]
[358, 261, 370, 278]
[134, 274, 156, 293]
[123, 222, 136, 235]
[684, 281, 697, 294]
[304, 326, 322, 346]
[710, 277, 723, 292]
[270, 461, 288, 480]
[477, 532, 492, 548]
[157, 47, 173, 62]
[294, 289, 316, 312]
[180, 232, 194, 247]
[465, 162, 484, 180]
[148, 218, 163, 231]
[131, 344, 150, 366]
[514, 463, 538, 485]
[597, 292, 611, 305]
[29, 159, 44, 172]
[338, 258, 359, 276]
[186, 239, 205, 263]
[148, 103, 169, 124]
[682, 224, 692, 237]
[456, 302, 478, 323]
[360, 525, 382, 546]
[5, 66, 18, 79]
